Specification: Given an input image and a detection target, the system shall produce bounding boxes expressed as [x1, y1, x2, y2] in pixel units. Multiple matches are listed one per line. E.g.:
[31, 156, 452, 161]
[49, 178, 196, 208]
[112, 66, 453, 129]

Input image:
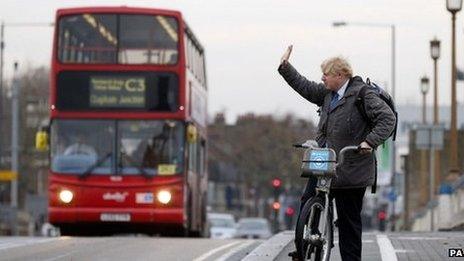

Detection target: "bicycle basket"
[301, 148, 337, 177]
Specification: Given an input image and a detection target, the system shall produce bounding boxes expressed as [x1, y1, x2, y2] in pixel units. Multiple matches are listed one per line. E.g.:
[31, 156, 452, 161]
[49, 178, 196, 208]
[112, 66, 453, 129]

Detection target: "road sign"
[414, 124, 444, 150]
[0, 170, 17, 181]
[388, 190, 397, 202]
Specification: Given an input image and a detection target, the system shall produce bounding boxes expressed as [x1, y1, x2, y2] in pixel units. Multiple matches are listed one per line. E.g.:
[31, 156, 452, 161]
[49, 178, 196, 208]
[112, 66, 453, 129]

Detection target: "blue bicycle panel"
[309, 150, 329, 171]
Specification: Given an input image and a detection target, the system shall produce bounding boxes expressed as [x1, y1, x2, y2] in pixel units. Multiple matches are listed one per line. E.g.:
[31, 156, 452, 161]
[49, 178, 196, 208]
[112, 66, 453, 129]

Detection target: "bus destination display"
[90, 76, 146, 108]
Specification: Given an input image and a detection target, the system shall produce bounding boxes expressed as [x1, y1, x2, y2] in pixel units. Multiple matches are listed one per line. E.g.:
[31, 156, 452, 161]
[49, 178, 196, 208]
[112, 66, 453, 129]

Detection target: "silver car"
[235, 218, 272, 239]
[207, 213, 237, 239]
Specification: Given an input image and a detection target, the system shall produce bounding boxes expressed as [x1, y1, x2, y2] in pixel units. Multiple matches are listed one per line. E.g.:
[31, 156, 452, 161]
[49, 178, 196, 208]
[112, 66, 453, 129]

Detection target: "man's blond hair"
[320, 57, 353, 78]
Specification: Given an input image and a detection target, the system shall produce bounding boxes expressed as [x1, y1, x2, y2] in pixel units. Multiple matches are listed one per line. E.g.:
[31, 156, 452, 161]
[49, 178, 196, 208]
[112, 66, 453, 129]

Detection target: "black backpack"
[355, 78, 398, 141]
[354, 78, 398, 193]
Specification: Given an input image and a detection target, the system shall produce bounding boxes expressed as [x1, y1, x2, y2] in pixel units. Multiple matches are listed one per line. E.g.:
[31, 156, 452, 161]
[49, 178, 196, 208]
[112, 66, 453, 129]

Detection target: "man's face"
[321, 72, 345, 91]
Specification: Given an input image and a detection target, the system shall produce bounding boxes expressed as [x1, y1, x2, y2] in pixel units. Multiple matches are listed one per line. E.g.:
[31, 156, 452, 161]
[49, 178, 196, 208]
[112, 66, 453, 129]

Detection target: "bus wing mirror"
[35, 130, 49, 151]
[187, 125, 197, 143]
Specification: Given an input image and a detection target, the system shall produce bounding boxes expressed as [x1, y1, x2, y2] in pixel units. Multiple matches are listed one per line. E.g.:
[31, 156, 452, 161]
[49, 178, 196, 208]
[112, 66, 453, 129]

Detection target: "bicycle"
[292, 140, 362, 261]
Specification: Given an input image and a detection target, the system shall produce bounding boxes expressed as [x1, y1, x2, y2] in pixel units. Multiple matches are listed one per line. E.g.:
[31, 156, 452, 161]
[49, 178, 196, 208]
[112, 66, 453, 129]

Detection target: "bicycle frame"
[294, 140, 362, 261]
[305, 180, 332, 246]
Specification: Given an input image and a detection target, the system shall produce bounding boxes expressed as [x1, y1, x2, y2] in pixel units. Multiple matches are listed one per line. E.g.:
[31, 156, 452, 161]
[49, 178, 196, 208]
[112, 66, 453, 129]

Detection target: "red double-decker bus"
[46, 6, 208, 236]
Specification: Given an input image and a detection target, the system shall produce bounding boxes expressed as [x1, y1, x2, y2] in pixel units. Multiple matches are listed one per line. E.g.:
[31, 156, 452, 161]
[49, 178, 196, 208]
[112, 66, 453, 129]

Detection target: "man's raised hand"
[280, 45, 293, 65]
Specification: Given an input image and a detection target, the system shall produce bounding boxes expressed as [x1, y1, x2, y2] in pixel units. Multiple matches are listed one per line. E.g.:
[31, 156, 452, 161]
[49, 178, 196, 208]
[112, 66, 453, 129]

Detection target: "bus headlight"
[59, 189, 74, 204]
[157, 190, 172, 204]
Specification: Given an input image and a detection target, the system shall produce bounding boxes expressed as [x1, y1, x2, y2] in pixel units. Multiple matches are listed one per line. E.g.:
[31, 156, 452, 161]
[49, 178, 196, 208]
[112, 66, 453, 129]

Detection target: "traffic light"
[284, 206, 295, 230]
[378, 210, 386, 231]
[272, 202, 281, 210]
[285, 206, 295, 216]
[272, 178, 282, 188]
[271, 177, 282, 232]
[272, 178, 282, 198]
[378, 211, 386, 220]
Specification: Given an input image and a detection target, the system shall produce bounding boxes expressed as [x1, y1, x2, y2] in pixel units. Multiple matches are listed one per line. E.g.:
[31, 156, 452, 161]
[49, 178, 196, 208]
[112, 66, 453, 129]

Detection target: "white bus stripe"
[376, 234, 398, 261]
[193, 241, 241, 261]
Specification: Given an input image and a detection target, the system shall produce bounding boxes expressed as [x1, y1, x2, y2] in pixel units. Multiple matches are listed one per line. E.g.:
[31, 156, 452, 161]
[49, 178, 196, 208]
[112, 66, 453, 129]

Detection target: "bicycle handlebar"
[293, 140, 318, 149]
[293, 140, 372, 165]
[337, 146, 360, 167]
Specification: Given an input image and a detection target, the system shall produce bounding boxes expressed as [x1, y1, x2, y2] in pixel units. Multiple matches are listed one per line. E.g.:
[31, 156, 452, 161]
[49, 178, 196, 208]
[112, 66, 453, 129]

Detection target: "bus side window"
[196, 138, 201, 174]
[188, 140, 197, 172]
[199, 139, 206, 176]
[184, 34, 189, 69]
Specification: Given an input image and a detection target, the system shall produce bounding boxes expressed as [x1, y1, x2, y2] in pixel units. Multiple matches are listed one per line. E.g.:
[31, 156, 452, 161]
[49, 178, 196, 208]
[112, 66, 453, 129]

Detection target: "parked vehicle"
[207, 213, 237, 239]
[235, 218, 272, 239]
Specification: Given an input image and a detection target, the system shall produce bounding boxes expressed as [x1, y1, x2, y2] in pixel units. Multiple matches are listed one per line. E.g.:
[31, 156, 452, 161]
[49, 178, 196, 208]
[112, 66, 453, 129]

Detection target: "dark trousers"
[298, 177, 366, 261]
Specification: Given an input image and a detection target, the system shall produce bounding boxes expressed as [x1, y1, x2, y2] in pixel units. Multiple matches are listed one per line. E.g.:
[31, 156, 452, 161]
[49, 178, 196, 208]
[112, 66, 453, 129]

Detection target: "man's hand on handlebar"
[359, 141, 373, 154]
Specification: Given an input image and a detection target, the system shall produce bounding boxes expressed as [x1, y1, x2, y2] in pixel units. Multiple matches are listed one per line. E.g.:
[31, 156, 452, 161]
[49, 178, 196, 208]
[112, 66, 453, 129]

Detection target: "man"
[278, 45, 395, 261]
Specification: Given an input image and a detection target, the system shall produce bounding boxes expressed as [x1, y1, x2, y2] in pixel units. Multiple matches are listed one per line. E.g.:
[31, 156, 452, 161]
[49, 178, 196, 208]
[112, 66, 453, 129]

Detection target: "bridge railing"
[412, 175, 464, 231]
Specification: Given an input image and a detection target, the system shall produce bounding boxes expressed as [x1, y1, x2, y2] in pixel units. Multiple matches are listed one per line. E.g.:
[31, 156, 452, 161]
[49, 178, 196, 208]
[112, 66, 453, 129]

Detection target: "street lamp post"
[0, 21, 53, 235]
[421, 76, 430, 124]
[420, 76, 430, 207]
[0, 22, 4, 166]
[447, 0, 462, 177]
[11, 62, 19, 210]
[332, 21, 397, 230]
[430, 38, 440, 124]
[0, 22, 53, 167]
[430, 38, 441, 193]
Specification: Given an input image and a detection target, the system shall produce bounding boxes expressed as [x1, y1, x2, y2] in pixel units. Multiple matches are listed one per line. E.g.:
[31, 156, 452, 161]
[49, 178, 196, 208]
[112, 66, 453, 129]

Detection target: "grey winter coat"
[278, 62, 396, 188]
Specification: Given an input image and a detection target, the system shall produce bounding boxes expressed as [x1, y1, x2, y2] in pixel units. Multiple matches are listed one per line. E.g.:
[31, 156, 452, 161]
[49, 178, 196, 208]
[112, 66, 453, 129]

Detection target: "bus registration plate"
[100, 213, 131, 222]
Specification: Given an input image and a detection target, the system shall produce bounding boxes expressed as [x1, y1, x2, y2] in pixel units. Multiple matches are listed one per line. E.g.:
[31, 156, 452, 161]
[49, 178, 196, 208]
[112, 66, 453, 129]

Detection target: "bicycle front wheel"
[295, 195, 333, 261]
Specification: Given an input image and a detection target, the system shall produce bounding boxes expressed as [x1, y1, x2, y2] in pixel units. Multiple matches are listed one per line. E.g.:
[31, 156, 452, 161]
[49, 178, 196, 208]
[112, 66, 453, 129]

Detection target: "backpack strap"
[356, 82, 378, 194]
[372, 151, 377, 194]
[392, 111, 398, 141]
[355, 85, 370, 124]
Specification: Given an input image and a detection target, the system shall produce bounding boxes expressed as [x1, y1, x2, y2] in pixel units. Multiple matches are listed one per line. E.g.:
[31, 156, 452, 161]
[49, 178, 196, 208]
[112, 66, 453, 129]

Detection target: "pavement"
[245, 230, 464, 261]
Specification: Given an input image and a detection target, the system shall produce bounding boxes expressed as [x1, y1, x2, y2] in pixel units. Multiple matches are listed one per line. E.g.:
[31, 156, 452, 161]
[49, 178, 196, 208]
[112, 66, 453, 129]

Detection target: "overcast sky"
[1, 0, 463, 123]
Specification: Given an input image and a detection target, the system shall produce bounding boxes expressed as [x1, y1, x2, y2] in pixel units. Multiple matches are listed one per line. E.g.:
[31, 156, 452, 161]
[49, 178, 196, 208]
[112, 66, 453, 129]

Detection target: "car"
[235, 218, 272, 239]
[207, 213, 237, 239]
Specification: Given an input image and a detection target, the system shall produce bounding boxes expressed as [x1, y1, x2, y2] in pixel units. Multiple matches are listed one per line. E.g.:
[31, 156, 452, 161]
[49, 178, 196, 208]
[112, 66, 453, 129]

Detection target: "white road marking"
[395, 237, 447, 240]
[0, 237, 60, 251]
[44, 253, 72, 261]
[43, 249, 79, 261]
[376, 234, 398, 261]
[216, 241, 256, 261]
[395, 249, 415, 253]
[193, 241, 242, 261]
[333, 240, 374, 244]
